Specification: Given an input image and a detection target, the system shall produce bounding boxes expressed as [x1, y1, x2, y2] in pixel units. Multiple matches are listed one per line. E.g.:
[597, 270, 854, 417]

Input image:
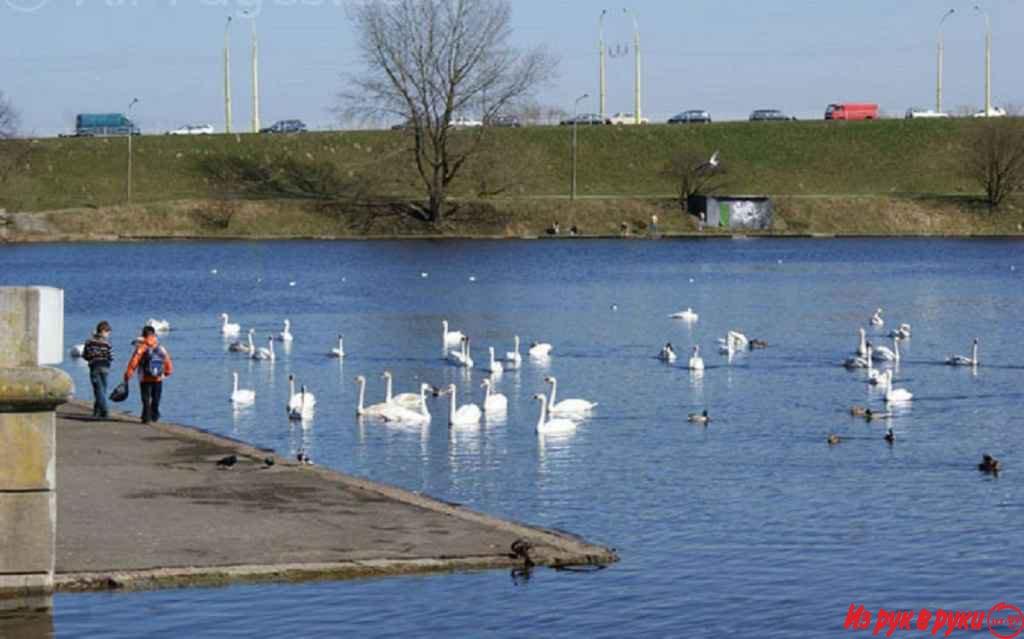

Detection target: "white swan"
[870, 308, 884, 327]
[882, 370, 913, 403]
[865, 346, 883, 385]
[444, 384, 482, 427]
[544, 376, 597, 416]
[220, 313, 241, 337]
[229, 328, 256, 354]
[69, 343, 85, 358]
[529, 341, 553, 358]
[447, 336, 474, 368]
[658, 343, 677, 363]
[382, 371, 425, 411]
[275, 319, 294, 343]
[688, 346, 705, 371]
[872, 335, 902, 363]
[146, 318, 171, 332]
[251, 336, 275, 361]
[481, 377, 508, 414]
[442, 320, 465, 349]
[856, 328, 868, 357]
[230, 371, 255, 406]
[355, 375, 405, 419]
[727, 331, 749, 349]
[287, 377, 316, 422]
[381, 384, 434, 425]
[670, 308, 699, 322]
[532, 393, 577, 434]
[486, 347, 504, 376]
[504, 336, 522, 369]
[947, 338, 979, 367]
[889, 323, 912, 339]
[717, 335, 736, 356]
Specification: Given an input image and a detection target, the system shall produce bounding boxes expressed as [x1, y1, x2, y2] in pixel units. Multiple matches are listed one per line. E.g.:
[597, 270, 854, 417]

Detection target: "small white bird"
[486, 347, 504, 376]
[220, 313, 241, 337]
[444, 384, 482, 427]
[229, 372, 255, 406]
[287, 374, 316, 420]
[69, 344, 85, 358]
[328, 335, 345, 358]
[442, 320, 465, 349]
[251, 336, 276, 361]
[670, 308, 699, 322]
[532, 393, 577, 434]
[882, 370, 913, 403]
[229, 329, 256, 354]
[276, 319, 294, 343]
[146, 318, 171, 333]
[688, 345, 705, 371]
[544, 376, 598, 417]
[504, 336, 522, 369]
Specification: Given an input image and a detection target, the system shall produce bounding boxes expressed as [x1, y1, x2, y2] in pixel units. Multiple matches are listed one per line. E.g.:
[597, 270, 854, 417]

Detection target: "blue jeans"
[90, 366, 109, 417]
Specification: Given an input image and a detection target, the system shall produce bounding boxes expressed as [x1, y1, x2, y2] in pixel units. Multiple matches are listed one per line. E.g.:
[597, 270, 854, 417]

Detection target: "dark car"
[559, 113, 609, 126]
[668, 110, 712, 124]
[485, 114, 522, 128]
[749, 109, 794, 122]
[260, 119, 307, 134]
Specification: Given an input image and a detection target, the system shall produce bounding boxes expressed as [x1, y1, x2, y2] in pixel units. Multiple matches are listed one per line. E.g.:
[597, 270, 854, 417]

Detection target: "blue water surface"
[0, 238, 1021, 638]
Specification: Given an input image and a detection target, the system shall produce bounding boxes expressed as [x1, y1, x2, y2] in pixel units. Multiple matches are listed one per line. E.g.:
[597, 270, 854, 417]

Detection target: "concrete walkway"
[54, 402, 617, 591]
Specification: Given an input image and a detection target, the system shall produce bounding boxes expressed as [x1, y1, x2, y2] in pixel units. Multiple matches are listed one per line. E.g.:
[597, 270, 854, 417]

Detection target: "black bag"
[109, 382, 130, 403]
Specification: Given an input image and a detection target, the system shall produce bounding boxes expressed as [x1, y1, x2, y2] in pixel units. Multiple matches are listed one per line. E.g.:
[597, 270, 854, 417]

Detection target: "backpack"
[141, 346, 165, 378]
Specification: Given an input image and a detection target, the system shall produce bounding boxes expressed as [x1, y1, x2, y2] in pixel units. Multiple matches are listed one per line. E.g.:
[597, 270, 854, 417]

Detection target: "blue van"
[75, 113, 140, 137]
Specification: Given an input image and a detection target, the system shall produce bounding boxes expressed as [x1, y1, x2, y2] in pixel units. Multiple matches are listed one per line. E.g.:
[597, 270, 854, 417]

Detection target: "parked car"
[450, 116, 483, 128]
[824, 103, 878, 121]
[74, 113, 140, 137]
[559, 113, 610, 126]
[905, 108, 949, 119]
[668, 110, 712, 124]
[973, 107, 1007, 118]
[608, 112, 650, 125]
[167, 124, 214, 135]
[749, 109, 794, 122]
[260, 119, 307, 134]
[485, 114, 521, 128]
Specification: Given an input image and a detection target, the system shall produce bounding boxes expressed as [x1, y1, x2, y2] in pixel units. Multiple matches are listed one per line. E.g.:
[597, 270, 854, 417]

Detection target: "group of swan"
[442, 321, 549, 372]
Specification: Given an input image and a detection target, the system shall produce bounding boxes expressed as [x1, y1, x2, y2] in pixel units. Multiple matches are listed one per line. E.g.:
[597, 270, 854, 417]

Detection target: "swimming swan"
[688, 345, 705, 371]
[287, 374, 316, 420]
[533, 393, 577, 434]
[658, 343, 677, 363]
[381, 384, 434, 425]
[544, 376, 597, 416]
[328, 335, 345, 358]
[69, 344, 85, 358]
[529, 341, 553, 358]
[229, 329, 256, 354]
[947, 338, 979, 367]
[856, 328, 868, 357]
[486, 347, 504, 376]
[482, 377, 508, 414]
[220, 313, 241, 337]
[444, 384, 482, 427]
[382, 371, 425, 411]
[670, 308, 699, 322]
[448, 336, 474, 368]
[442, 320, 465, 349]
[504, 336, 523, 369]
[882, 370, 913, 403]
[872, 335, 902, 363]
[251, 336, 275, 361]
[275, 319, 294, 343]
[146, 318, 171, 333]
[355, 375, 405, 420]
[870, 308, 884, 327]
[229, 372, 255, 406]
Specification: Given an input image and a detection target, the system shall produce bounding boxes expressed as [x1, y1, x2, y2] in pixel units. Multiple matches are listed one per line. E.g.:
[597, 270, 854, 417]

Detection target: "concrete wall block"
[0, 493, 56, 575]
[0, 413, 55, 491]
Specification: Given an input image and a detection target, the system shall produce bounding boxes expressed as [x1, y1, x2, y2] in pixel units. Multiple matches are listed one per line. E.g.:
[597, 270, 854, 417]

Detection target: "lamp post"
[598, 9, 607, 121]
[625, 9, 641, 125]
[127, 98, 139, 203]
[224, 16, 233, 134]
[974, 5, 992, 117]
[571, 93, 589, 202]
[242, 10, 260, 133]
[936, 9, 954, 114]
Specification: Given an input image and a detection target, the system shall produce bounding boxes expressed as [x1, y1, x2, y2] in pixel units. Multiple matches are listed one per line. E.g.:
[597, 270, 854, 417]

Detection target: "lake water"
[1, 238, 1022, 638]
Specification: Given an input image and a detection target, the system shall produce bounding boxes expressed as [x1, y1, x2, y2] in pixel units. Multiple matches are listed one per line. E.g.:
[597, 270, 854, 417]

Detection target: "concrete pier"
[0, 287, 73, 611]
[54, 402, 618, 591]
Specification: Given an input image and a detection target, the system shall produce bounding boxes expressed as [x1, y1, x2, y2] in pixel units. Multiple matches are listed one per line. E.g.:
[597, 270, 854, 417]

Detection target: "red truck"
[824, 103, 879, 121]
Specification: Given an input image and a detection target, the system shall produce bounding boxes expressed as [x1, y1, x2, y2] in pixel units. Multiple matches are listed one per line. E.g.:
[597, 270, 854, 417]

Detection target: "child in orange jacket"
[123, 325, 173, 424]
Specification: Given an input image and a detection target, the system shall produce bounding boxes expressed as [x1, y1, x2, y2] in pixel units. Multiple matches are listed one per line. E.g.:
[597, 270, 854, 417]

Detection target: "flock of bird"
[212, 314, 598, 433]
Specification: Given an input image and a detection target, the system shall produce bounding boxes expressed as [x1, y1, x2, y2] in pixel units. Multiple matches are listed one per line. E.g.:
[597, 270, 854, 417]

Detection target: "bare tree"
[661, 150, 728, 213]
[341, 0, 556, 223]
[0, 91, 18, 139]
[965, 120, 1024, 210]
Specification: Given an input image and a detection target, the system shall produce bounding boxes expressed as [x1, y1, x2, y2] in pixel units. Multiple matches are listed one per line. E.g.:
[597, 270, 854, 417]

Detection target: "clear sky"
[2, 0, 1023, 135]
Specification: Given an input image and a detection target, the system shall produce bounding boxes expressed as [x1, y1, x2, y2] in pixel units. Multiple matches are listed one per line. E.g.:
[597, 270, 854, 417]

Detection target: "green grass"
[0, 118, 983, 213]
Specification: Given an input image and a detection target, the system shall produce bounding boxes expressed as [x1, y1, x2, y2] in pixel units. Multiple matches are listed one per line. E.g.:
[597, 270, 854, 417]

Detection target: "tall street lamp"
[625, 8, 641, 125]
[571, 93, 589, 202]
[224, 16, 233, 134]
[242, 10, 261, 133]
[974, 5, 992, 117]
[936, 9, 954, 114]
[127, 98, 139, 203]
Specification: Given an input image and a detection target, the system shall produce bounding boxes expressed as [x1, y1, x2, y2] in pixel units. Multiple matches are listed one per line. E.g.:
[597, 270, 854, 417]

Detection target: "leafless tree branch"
[965, 120, 1024, 210]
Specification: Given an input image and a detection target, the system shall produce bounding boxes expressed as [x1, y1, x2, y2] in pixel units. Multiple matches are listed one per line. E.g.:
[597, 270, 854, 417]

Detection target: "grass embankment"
[1, 119, 1022, 239]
